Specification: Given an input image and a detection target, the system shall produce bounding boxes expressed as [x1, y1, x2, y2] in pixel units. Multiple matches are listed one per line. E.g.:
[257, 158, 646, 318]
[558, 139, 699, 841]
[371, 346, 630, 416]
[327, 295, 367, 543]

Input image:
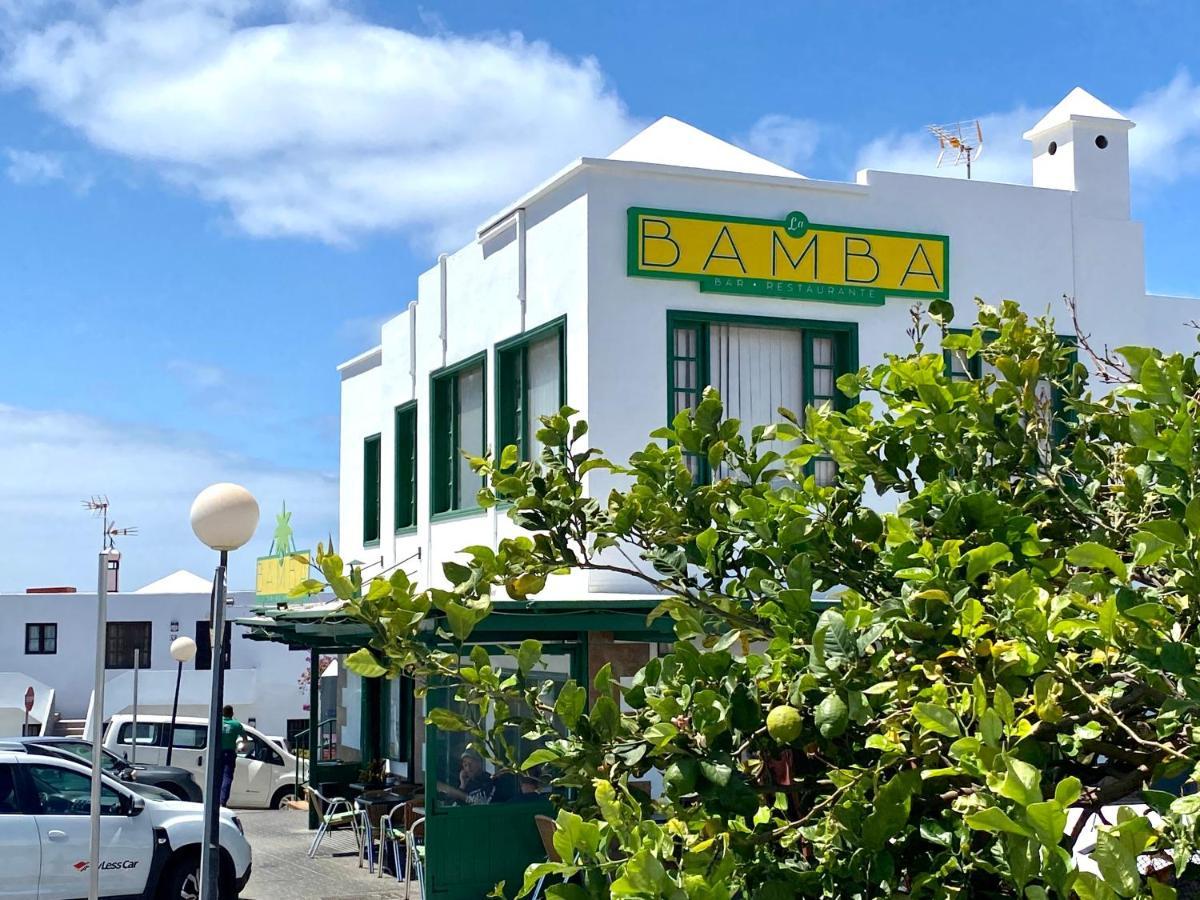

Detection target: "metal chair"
[377, 802, 408, 881]
[404, 816, 425, 900]
[305, 785, 363, 860]
[529, 814, 561, 900]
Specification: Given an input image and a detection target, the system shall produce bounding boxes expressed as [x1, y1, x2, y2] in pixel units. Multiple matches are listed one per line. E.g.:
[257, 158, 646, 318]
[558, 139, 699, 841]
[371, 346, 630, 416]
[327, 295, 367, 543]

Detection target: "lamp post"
[191, 483, 258, 900]
[166, 636, 198, 767]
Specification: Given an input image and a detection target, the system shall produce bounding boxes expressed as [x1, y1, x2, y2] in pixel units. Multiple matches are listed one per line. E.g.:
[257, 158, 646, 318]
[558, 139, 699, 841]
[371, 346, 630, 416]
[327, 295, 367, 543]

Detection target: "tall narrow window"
[668, 313, 855, 486]
[363, 434, 381, 544]
[431, 353, 487, 515]
[195, 620, 231, 670]
[497, 318, 565, 463]
[394, 402, 418, 532]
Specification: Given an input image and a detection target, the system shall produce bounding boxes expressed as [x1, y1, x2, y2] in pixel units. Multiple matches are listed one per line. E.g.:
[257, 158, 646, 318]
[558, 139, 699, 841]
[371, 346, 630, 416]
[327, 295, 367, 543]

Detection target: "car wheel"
[163, 783, 189, 802]
[159, 853, 200, 900]
[271, 786, 299, 809]
[159, 851, 236, 900]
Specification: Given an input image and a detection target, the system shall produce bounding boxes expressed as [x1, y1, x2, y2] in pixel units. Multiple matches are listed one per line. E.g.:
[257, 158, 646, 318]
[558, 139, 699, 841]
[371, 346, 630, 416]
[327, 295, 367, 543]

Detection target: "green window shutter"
[495, 319, 566, 466]
[363, 434, 381, 544]
[394, 403, 417, 531]
[667, 319, 708, 480]
[803, 331, 842, 486]
[430, 354, 487, 515]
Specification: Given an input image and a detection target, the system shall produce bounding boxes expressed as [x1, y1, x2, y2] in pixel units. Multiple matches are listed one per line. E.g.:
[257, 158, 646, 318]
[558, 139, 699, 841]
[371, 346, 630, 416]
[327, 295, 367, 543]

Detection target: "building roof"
[133, 569, 213, 594]
[1024, 87, 1134, 139]
[607, 116, 803, 179]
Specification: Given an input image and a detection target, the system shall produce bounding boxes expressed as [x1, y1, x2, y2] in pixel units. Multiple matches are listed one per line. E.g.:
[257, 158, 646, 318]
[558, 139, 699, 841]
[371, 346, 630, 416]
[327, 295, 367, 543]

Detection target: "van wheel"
[271, 786, 299, 809]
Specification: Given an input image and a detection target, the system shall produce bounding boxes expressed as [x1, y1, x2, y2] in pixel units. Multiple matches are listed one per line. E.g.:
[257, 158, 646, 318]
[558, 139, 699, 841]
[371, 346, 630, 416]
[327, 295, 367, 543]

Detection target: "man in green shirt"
[219, 705, 245, 806]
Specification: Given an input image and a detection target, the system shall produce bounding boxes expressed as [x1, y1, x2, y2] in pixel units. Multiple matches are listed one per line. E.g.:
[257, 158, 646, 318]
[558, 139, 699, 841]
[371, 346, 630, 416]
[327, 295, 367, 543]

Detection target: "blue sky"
[2, 0, 1199, 591]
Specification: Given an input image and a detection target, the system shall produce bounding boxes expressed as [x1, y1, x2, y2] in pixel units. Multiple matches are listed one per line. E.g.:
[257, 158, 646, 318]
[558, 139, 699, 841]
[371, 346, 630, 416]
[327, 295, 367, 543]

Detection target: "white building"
[335, 86, 1196, 608]
[0, 571, 318, 741]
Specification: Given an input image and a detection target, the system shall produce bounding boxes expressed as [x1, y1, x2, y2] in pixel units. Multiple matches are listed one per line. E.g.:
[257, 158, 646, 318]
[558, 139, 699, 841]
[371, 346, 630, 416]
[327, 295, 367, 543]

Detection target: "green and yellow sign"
[627, 207, 949, 306]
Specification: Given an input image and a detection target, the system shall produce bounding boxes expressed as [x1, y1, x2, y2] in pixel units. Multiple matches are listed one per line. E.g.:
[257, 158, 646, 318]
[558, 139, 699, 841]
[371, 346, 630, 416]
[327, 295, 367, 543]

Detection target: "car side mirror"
[128, 794, 145, 817]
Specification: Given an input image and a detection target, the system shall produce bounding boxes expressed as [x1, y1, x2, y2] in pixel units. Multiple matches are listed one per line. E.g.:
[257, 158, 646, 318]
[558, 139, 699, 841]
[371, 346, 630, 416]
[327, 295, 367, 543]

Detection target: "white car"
[104, 714, 306, 810]
[0, 748, 252, 899]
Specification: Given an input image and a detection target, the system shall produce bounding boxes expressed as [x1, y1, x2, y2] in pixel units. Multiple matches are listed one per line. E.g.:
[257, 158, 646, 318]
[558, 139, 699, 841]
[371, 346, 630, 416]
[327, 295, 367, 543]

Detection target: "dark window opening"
[105, 622, 151, 669]
[25, 623, 57, 655]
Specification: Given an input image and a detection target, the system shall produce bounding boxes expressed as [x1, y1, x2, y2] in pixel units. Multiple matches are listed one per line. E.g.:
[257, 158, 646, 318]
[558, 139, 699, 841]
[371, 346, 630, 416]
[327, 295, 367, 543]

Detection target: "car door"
[19, 761, 154, 900]
[0, 762, 39, 899]
[232, 733, 277, 807]
[165, 723, 209, 794]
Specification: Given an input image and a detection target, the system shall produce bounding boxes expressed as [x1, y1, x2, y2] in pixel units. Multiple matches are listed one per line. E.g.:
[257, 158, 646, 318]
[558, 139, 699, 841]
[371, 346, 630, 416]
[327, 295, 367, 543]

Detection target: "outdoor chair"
[529, 813, 563, 900]
[378, 797, 424, 881]
[305, 785, 363, 860]
[404, 815, 426, 900]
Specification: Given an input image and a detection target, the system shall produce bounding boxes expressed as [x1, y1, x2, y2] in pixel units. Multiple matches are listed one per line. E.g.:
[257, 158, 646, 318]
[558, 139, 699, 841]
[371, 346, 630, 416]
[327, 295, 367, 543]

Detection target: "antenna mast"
[927, 120, 984, 179]
[82, 495, 138, 551]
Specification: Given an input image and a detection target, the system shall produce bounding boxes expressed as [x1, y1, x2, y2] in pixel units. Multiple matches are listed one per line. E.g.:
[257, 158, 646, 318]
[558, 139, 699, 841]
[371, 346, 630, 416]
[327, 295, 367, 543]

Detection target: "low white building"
[0, 571, 318, 741]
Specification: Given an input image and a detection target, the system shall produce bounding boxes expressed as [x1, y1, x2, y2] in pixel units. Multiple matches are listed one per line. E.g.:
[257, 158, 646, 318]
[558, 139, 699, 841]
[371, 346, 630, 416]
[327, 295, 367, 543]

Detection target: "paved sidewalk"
[239, 807, 412, 899]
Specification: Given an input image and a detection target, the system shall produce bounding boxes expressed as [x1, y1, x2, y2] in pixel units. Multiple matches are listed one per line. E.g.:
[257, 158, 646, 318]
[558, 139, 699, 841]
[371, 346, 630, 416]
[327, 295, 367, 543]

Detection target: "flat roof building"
[337, 86, 1197, 599]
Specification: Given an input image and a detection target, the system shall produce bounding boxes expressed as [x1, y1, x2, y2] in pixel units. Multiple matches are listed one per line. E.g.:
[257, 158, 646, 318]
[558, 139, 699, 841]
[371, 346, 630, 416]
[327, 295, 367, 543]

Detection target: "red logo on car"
[74, 861, 89, 871]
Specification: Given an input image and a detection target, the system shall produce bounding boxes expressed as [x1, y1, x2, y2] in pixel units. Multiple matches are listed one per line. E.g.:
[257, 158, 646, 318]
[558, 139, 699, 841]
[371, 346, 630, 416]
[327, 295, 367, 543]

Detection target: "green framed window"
[394, 402, 417, 532]
[942, 330, 1078, 444]
[667, 311, 857, 486]
[496, 317, 566, 464]
[431, 352, 487, 516]
[363, 433, 381, 545]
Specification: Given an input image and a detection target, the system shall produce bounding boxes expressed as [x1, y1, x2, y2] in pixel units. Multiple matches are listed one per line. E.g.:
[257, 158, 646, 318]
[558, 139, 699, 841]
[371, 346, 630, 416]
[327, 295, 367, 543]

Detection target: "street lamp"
[191, 483, 258, 900]
[166, 636, 198, 766]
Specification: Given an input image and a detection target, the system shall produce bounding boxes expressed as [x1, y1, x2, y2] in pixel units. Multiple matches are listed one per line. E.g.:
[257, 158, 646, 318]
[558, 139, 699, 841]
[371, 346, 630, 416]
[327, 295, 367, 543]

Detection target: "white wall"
[337, 105, 1200, 599]
[0, 590, 312, 736]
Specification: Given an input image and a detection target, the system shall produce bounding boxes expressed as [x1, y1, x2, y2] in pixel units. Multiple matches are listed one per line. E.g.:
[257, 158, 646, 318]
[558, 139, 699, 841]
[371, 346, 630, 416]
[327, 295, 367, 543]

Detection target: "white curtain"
[525, 332, 561, 451]
[456, 364, 484, 507]
[710, 324, 804, 473]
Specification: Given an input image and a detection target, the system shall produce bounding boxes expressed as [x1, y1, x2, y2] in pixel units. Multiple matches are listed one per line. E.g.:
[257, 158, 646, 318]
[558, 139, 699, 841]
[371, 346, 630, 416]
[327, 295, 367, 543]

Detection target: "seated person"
[436, 749, 495, 805]
[510, 775, 545, 803]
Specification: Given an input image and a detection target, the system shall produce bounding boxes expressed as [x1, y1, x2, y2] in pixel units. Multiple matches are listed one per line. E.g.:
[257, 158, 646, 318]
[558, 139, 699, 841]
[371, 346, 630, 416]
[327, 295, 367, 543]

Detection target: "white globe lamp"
[190, 482, 260, 551]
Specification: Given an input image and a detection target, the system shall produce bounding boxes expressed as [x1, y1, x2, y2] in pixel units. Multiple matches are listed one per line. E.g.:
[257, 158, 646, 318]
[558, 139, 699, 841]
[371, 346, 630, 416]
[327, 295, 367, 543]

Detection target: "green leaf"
[913, 701, 961, 737]
[1067, 542, 1128, 582]
[965, 806, 1032, 837]
[516, 639, 542, 675]
[344, 647, 386, 678]
[427, 708, 472, 731]
[862, 771, 919, 850]
[554, 682, 586, 730]
[1023, 800, 1066, 846]
[997, 757, 1042, 806]
[964, 541, 1014, 582]
[1054, 776, 1082, 807]
[1092, 828, 1140, 897]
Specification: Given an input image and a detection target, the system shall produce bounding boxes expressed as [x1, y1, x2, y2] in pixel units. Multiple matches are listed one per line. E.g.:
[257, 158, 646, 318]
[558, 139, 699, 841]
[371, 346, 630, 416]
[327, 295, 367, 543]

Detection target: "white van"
[104, 714, 306, 810]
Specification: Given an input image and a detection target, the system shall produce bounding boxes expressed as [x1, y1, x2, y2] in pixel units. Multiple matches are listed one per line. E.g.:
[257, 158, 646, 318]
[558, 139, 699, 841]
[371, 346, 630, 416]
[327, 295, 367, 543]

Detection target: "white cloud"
[0, 403, 337, 593]
[5, 146, 64, 184]
[0, 1, 639, 246]
[1127, 71, 1200, 182]
[736, 114, 824, 173]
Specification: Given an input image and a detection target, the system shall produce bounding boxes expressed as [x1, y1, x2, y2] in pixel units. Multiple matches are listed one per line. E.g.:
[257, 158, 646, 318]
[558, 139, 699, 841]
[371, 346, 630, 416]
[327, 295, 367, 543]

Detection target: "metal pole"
[88, 551, 109, 900]
[200, 551, 228, 900]
[166, 660, 183, 767]
[131, 649, 139, 766]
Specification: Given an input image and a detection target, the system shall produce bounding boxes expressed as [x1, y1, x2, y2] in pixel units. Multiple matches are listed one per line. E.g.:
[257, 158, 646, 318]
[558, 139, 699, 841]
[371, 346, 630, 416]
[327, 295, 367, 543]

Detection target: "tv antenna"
[927, 120, 984, 179]
[82, 495, 138, 551]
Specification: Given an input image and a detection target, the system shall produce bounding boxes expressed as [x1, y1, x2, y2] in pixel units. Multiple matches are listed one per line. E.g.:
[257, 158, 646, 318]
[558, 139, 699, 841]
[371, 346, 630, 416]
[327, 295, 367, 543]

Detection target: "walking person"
[219, 705, 245, 807]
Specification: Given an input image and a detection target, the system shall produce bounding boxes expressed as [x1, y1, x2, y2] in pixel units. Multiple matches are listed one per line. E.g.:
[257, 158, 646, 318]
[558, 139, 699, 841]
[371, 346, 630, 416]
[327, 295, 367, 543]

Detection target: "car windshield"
[50, 742, 123, 773]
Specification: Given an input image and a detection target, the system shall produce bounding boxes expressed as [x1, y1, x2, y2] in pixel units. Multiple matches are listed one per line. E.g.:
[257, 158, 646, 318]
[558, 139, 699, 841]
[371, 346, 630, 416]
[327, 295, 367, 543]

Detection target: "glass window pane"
[813, 368, 834, 398]
[524, 332, 561, 451]
[673, 327, 696, 359]
[811, 337, 833, 366]
[25, 764, 123, 816]
[814, 458, 837, 487]
[455, 365, 484, 508]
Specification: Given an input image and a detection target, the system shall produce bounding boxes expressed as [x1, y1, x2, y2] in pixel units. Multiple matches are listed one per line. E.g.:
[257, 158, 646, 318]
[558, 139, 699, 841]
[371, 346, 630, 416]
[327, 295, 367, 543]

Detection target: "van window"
[169, 724, 207, 749]
[118, 722, 160, 746]
[238, 734, 282, 766]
